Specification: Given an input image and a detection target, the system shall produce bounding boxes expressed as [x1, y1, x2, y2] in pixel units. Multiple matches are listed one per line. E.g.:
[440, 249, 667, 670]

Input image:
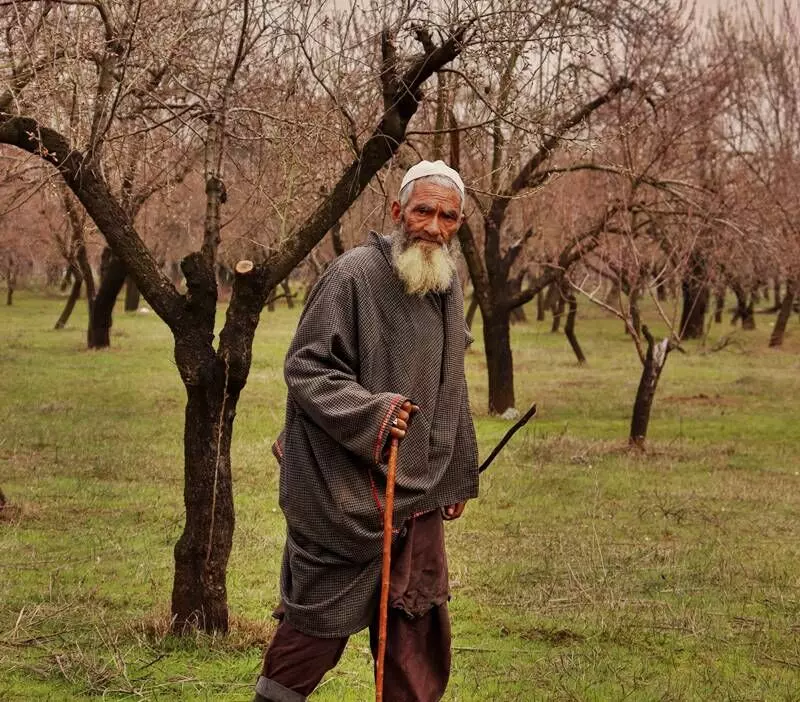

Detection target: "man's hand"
[389, 400, 419, 441]
[442, 502, 466, 521]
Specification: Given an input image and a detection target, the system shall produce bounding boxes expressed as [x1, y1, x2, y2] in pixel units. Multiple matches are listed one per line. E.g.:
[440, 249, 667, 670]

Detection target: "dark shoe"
[253, 675, 307, 702]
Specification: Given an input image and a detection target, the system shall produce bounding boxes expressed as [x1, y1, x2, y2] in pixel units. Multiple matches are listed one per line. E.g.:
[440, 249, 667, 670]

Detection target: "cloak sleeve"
[284, 265, 405, 466]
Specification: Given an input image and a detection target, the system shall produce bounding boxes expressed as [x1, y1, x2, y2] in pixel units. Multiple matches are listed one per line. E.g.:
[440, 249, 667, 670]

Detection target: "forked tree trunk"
[564, 290, 586, 365]
[536, 290, 545, 321]
[89, 247, 127, 348]
[629, 327, 673, 448]
[55, 269, 83, 329]
[169, 259, 232, 633]
[170, 255, 266, 633]
[125, 277, 141, 311]
[483, 309, 515, 415]
[769, 279, 795, 348]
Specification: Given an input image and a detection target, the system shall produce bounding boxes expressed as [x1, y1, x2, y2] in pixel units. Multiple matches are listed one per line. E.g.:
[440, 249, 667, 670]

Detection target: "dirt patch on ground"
[661, 393, 739, 407]
[520, 626, 586, 646]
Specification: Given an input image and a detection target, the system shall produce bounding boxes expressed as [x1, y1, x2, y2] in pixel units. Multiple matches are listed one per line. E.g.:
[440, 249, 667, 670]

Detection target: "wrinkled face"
[390, 181, 463, 248]
[389, 181, 463, 296]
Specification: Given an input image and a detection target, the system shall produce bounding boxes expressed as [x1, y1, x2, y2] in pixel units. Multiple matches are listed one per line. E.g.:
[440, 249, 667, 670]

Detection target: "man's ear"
[390, 200, 402, 224]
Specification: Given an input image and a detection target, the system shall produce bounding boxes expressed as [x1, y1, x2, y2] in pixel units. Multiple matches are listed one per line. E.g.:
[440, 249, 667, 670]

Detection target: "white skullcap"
[399, 160, 465, 199]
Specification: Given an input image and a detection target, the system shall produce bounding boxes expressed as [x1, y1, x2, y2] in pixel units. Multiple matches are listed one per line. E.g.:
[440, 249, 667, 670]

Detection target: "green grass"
[1, 291, 800, 700]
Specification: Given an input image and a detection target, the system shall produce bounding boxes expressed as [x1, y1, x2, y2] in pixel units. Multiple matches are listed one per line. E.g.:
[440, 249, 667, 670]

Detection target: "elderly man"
[254, 160, 479, 702]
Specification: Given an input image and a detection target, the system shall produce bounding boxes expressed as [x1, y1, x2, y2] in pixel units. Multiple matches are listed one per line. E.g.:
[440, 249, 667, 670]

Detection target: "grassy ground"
[1, 290, 799, 701]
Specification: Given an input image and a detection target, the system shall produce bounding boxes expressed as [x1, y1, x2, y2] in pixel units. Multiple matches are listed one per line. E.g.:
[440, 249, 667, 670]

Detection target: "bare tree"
[565, 19, 736, 447]
[428, 0, 690, 415]
[714, 3, 800, 348]
[1, 0, 471, 633]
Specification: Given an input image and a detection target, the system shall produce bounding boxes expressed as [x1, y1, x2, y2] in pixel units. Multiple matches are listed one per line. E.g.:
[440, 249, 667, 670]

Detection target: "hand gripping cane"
[375, 436, 399, 702]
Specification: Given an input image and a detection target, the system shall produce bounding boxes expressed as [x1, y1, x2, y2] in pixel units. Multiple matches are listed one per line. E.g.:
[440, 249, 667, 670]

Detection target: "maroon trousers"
[256, 511, 451, 702]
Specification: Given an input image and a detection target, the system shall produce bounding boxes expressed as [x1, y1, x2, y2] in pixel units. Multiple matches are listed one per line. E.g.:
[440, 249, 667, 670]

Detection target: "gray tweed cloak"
[272, 231, 479, 638]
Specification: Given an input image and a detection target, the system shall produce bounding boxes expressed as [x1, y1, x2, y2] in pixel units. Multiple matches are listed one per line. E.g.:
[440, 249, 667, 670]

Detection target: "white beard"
[391, 230, 458, 296]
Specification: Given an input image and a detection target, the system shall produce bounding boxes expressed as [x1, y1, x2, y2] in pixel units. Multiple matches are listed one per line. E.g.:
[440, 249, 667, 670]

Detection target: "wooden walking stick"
[376, 436, 399, 702]
[374, 400, 533, 700]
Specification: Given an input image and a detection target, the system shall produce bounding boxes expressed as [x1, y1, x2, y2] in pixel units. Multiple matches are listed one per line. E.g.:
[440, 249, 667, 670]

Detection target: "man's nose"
[424, 215, 442, 237]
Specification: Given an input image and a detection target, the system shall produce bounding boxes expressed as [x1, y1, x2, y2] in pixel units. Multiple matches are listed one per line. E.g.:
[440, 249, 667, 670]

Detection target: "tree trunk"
[168, 251, 240, 634]
[655, 278, 667, 302]
[773, 278, 782, 311]
[281, 279, 294, 309]
[741, 304, 755, 330]
[550, 294, 565, 333]
[731, 283, 755, 330]
[89, 247, 127, 348]
[536, 289, 545, 321]
[46, 264, 62, 288]
[55, 269, 83, 329]
[507, 274, 527, 324]
[75, 236, 96, 334]
[170, 252, 267, 633]
[679, 276, 708, 339]
[629, 327, 672, 448]
[769, 279, 795, 348]
[125, 277, 141, 311]
[714, 288, 725, 324]
[544, 281, 560, 312]
[171, 363, 236, 633]
[605, 280, 620, 306]
[465, 295, 479, 330]
[564, 290, 586, 365]
[5, 255, 16, 306]
[60, 267, 73, 292]
[483, 310, 515, 415]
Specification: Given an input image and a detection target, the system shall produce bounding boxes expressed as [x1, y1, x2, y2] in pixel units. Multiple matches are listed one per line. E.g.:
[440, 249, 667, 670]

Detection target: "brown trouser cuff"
[255, 675, 306, 702]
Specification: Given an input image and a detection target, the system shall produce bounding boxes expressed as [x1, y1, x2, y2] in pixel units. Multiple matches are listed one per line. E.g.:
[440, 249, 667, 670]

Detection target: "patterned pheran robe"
[273, 231, 479, 637]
